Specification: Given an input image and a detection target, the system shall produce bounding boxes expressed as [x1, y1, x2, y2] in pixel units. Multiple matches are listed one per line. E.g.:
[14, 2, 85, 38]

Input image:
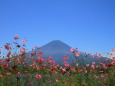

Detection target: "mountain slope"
[34, 40, 75, 64]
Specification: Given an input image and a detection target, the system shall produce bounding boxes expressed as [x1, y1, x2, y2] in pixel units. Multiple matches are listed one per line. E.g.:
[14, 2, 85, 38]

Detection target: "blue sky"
[0, 0, 115, 55]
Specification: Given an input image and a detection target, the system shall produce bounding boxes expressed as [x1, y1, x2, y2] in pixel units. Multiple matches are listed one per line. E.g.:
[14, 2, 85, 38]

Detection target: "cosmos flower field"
[0, 35, 115, 86]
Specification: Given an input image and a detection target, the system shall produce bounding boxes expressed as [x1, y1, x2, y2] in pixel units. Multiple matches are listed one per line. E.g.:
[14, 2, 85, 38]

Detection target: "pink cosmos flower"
[6, 73, 12, 75]
[112, 58, 115, 63]
[38, 52, 43, 56]
[4, 44, 12, 50]
[92, 62, 95, 65]
[48, 80, 51, 83]
[37, 57, 44, 61]
[25, 73, 30, 77]
[94, 75, 98, 78]
[100, 74, 105, 78]
[2, 63, 8, 69]
[51, 60, 55, 64]
[47, 60, 52, 63]
[14, 56, 21, 59]
[20, 49, 26, 55]
[0, 74, 3, 77]
[96, 65, 99, 68]
[64, 63, 70, 67]
[101, 63, 107, 69]
[98, 55, 103, 58]
[76, 51, 81, 56]
[62, 57, 69, 60]
[14, 35, 19, 39]
[86, 64, 89, 67]
[70, 48, 75, 53]
[112, 48, 115, 51]
[17, 72, 21, 77]
[55, 78, 59, 82]
[56, 64, 60, 67]
[0, 60, 4, 63]
[35, 74, 42, 80]
[63, 61, 67, 64]
[21, 40, 26, 43]
[28, 82, 33, 85]
[35, 46, 40, 49]
[6, 52, 11, 57]
[75, 63, 79, 67]
[91, 64, 95, 69]
[48, 56, 52, 59]
[108, 63, 113, 67]
[71, 67, 76, 72]
[31, 53, 35, 56]
[62, 68, 66, 72]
